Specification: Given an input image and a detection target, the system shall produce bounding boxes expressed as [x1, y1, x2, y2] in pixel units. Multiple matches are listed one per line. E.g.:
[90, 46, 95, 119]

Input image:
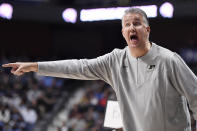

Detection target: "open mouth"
[130, 35, 138, 41]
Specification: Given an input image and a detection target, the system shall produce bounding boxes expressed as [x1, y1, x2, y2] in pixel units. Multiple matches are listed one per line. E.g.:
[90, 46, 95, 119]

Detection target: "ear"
[146, 26, 151, 33]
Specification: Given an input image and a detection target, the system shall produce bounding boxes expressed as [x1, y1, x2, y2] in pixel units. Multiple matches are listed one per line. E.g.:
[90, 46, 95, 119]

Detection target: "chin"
[128, 42, 140, 48]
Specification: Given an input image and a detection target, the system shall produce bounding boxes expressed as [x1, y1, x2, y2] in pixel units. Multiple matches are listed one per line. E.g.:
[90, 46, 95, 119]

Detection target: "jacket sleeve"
[170, 53, 197, 120]
[37, 51, 115, 86]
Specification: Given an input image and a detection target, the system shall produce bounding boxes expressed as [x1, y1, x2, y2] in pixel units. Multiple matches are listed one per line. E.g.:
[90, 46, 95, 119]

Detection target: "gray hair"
[122, 8, 149, 26]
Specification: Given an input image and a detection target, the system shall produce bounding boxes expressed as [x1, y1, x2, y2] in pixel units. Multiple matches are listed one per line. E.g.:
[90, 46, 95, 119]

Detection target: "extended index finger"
[2, 63, 19, 68]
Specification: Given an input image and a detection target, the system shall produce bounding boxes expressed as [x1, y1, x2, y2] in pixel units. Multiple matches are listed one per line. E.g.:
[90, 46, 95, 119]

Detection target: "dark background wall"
[1, 17, 197, 61]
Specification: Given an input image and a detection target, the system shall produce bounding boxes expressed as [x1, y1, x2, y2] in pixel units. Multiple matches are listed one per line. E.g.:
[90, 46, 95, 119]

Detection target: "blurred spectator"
[19, 104, 37, 131]
[9, 106, 25, 131]
[27, 83, 42, 106]
[37, 87, 56, 113]
[0, 103, 10, 130]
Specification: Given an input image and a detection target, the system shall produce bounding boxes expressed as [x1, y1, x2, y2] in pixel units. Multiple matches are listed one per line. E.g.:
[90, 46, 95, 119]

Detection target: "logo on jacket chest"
[147, 65, 156, 71]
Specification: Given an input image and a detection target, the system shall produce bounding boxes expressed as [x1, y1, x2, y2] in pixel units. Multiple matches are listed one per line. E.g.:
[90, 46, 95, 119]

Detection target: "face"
[122, 13, 150, 49]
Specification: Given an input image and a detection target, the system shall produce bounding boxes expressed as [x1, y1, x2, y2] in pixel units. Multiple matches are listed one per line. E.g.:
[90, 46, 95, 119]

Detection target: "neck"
[129, 41, 151, 58]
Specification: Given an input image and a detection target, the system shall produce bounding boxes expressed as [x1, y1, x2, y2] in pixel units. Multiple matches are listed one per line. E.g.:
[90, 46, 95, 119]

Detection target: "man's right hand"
[2, 62, 38, 76]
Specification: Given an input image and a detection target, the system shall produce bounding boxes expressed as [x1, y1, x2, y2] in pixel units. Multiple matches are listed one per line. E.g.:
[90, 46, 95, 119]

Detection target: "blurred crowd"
[0, 55, 65, 131]
[47, 80, 117, 131]
[66, 81, 116, 131]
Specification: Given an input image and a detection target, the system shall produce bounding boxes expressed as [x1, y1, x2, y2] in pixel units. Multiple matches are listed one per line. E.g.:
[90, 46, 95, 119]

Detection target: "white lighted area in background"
[159, 2, 174, 18]
[0, 3, 13, 20]
[62, 8, 77, 23]
[80, 5, 157, 22]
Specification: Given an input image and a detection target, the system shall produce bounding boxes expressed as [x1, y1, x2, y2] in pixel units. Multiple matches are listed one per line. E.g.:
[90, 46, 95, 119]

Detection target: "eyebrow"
[133, 18, 141, 22]
[124, 19, 141, 24]
[124, 17, 141, 21]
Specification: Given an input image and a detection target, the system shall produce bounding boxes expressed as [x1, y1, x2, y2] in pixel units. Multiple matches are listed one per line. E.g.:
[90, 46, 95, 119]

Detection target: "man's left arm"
[170, 53, 197, 120]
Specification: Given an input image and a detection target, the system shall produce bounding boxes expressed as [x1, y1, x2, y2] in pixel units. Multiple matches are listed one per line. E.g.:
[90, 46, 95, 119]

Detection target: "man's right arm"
[37, 52, 114, 85]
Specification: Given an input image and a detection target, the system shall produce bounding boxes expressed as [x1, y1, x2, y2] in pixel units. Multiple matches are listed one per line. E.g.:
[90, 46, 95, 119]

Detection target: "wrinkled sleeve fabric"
[170, 53, 197, 120]
[37, 51, 115, 86]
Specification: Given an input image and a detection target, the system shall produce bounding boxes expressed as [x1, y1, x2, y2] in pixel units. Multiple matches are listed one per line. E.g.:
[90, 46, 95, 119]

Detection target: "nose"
[129, 24, 136, 32]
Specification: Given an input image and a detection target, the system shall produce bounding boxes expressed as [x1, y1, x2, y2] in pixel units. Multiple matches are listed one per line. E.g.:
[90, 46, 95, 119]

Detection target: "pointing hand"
[2, 62, 38, 76]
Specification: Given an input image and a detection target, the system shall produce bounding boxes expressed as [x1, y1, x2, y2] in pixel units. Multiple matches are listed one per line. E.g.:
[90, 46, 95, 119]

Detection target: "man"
[2, 8, 197, 131]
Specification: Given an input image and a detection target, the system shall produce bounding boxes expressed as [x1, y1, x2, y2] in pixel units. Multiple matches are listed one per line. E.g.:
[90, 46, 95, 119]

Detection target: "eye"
[133, 22, 141, 26]
[125, 23, 130, 27]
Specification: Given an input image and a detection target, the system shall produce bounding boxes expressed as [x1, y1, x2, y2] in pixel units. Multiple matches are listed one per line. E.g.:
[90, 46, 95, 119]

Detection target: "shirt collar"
[126, 42, 157, 61]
